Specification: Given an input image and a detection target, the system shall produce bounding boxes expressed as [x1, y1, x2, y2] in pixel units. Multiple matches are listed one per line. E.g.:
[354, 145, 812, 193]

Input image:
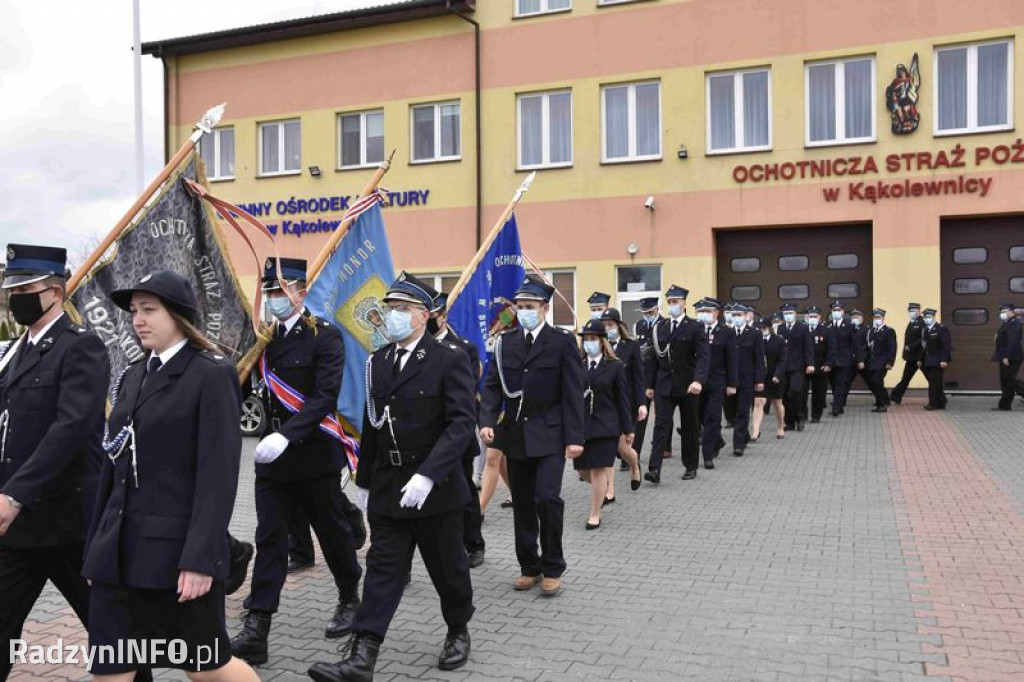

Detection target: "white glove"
[254, 432, 289, 464]
[351, 486, 369, 512]
[399, 474, 435, 510]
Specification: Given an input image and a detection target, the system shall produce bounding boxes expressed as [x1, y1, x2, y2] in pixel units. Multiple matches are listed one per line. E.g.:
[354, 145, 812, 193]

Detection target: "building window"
[598, 0, 638, 4]
[515, 0, 571, 17]
[707, 69, 771, 154]
[1009, 246, 1024, 262]
[827, 253, 859, 270]
[602, 81, 661, 163]
[778, 255, 809, 271]
[419, 273, 461, 294]
[827, 282, 860, 299]
[199, 127, 235, 181]
[730, 257, 760, 273]
[952, 308, 989, 325]
[935, 40, 1013, 135]
[805, 57, 875, 146]
[953, 277, 989, 294]
[616, 265, 660, 293]
[778, 284, 810, 300]
[518, 91, 573, 169]
[339, 110, 384, 169]
[411, 101, 461, 163]
[540, 269, 576, 328]
[731, 285, 761, 301]
[952, 246, 988, 264]
[259, 120, 301, 176]
[1010, 277, 1024, 293]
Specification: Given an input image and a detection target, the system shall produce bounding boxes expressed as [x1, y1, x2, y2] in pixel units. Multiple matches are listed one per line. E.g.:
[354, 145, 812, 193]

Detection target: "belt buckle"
[388, 450, 403, 467]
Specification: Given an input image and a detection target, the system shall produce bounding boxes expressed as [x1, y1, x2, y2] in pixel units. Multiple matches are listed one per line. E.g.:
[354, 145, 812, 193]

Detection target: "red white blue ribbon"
[260, 352, 360, 472]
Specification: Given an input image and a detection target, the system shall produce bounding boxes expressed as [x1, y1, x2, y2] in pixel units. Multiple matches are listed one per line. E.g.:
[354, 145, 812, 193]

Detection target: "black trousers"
[700, 386, 726, 461]
[723, 392, 738, 424]
[830, 366, 854, 413]
[923, 366, 947, 408]
[651, 393, 700, 473]
[732, 387, 754, 451]
[0, 543, 153, 682]
[353, 510, 473, 641]
[248, 475, 362, 613]
[866, 368, 890, 407]
[288, 504, 315, 565]
[783, 371, 807, 427]
[889, 358, 922, 402]
[506, 454, 567, 578]
[463, 456, 485, 553]
[803, 370, 829, 420]
[998, 360, 1024, 409]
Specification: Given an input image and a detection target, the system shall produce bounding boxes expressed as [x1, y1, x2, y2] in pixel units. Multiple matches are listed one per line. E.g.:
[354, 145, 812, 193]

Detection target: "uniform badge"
[415, 348, 427, 361]
[140, 274, 152, 283]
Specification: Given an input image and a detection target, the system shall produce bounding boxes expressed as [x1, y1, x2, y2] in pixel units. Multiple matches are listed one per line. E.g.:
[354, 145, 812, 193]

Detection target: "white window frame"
[601, 80, 662, 163]
[418, 273, 460, 294]
[933, 39, 1014, 137]
[541, 268, 577, 330]
[258, 119, 301, 177]
[598, 0, 640, 5]
[337, 109, 384, 170]
[517, 90, 574, 170]
[515, 0, 572, 18]
[803, 56, 877, 148]
[705, 68, 773, 155]
[410, 101, 462, 164]
[199, 126, 235, 181]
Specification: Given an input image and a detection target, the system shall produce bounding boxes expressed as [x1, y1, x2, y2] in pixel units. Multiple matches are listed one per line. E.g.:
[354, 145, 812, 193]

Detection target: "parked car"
[241, 373, 266, 437]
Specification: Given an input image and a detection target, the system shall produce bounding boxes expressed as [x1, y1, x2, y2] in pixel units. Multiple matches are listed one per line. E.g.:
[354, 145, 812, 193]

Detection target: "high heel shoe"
[749, 434, 759, 442]
[630, 465, 642, 491]
[602, 496, 616, 507]
[585, 520, 601, 530]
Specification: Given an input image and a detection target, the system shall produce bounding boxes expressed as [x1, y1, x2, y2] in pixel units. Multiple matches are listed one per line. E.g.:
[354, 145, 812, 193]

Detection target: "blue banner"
[447, 213, 525, 380]
[305, 203, 394, 434]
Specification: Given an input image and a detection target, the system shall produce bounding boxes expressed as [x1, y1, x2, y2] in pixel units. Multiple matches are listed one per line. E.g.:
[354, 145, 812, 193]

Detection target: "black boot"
[230, 610, 271, 666]
[438, 626, 471, 671]
[340, 493, 368, 549]
[307, 632, 382, 682]
[225, 538, 254, 596]
[325, 592, 361, 639]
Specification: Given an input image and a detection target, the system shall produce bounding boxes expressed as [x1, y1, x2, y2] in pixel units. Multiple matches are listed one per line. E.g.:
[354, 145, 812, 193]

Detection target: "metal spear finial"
[197, 103, 227, 134]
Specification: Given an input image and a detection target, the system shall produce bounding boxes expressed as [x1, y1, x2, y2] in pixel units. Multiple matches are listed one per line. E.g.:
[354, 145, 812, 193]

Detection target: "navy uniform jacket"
[646, 317, 711, 397]
[83, 345, 241, 589]
[732, 326, 766, 389]
[442, 328, 482, 463]
[258, 312, 346, 481]
[853, 325, 870, 364]
[866, 325, 898, 370]
[633, 317, 659, 384]
[583, 357, 634, 440]
[992, 317, 1023, 363]
[808, 325, 828, 369]
[762, 333, 788, 385]
[612, 337, 645, 410]
[704, 322, 738, 390]
[921, 324, 953, 368]
[778, 322, 814, 372]
[358, 334, 476, 519]
[0, 315, 107, 548]
[902, 318, 927, 361]
[824, 320, 857, 369]
[479, 324, 586, 458]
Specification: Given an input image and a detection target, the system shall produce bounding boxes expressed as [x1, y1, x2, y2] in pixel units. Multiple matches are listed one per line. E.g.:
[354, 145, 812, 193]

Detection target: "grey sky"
[0, 0, 372, 260]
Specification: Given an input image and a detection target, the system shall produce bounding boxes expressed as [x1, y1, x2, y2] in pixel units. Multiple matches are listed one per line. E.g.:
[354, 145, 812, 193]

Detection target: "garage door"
[940, 216, 1024, 391]
[715, 224, 874, 319]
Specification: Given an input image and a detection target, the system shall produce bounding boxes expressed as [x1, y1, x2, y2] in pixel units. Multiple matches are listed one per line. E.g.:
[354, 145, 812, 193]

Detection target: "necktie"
[589, 360, 597, 371]
[393, 348, 408, 379]
[706, 325, 712, 336]
[525, 333, 533, 349]
[671, 320, 678, 335]
[141, 355, 162, 391]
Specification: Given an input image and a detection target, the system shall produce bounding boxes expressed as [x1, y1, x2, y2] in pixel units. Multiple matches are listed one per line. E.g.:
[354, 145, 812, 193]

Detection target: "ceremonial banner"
[446, 214, 525, 380]
[304, 201, 395, 441]
[71, 155, 257, 384]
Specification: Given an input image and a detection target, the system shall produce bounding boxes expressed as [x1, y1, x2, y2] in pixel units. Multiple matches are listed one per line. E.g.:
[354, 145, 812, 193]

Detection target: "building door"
[940, 216, 1024, 391]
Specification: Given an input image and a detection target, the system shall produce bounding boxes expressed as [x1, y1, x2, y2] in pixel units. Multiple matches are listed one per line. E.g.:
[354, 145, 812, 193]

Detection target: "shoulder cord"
[651, 321, 671, 360]
[364, 354, 402, 456]
[101, 365, 138, 488]
[495, 334, 525, 422]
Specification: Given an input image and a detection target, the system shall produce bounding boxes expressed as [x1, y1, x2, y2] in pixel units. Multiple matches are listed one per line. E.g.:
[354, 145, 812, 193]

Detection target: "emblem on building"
[885, 53, 921, 135]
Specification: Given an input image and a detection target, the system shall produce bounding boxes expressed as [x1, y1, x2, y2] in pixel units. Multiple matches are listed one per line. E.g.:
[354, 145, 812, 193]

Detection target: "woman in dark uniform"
[599, 308, 644, 502]
[575, 320, 635, 530]
[751, 317, 787, 441]
[82, 271, 258, 682]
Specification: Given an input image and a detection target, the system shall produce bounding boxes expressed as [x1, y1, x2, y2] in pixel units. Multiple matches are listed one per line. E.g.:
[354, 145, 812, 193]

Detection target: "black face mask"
[426, 316, 441, 336]
[9, 290, 56, 327]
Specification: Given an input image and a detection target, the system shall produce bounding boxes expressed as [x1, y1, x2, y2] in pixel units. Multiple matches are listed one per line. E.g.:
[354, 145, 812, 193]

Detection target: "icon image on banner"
[342, 275, 392, 351]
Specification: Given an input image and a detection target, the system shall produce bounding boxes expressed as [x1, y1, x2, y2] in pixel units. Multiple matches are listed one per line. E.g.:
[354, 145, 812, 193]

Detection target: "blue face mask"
[517, 308, 540, 331]
[807, 316, 819, 328]
[873, 319, 884, 327]
[667, 304, 683, 318]
[606, 328, 619, 342]
[696, 312, 712, 325]
[832, 310, 843, 321]
[590, 310, 603, 320]
[583, 340, 601, 357]
[644, 314, 658, 324]
[783, 313, 796, 324]
[852, 318, 863, 327]
[386, 309, 415, 341]
[266, 297, 295, 320]
[762, 331, 771, 340]
[924, 316, 935, 326]
[731, 316, 745, 328]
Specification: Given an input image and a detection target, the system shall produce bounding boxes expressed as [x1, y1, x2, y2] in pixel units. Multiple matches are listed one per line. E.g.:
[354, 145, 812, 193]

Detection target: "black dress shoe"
[681, 470, 697, 480]
[438, 627, 471, 671]
[830, 410, 839, 417]
[468, 549, 485, 568]
[602, 496, 616, 507]
[225, 540, 254, 596]
[325, 594, 361, 639]
[704, 460, 715, 470]
[287, 557, 314, 573]
[585, 520, 601, 530]
[924, 404, 938, 411]
[890, 396, 902, 405]
[733, 449, 744, 457]
[810, 417, 821, 423]
[795, 422, 805, 432]
[872, 406, 888, 413]
[230, 610, 271, 666]
[645, 469, 661, 484]
[308, 632, 382, 682]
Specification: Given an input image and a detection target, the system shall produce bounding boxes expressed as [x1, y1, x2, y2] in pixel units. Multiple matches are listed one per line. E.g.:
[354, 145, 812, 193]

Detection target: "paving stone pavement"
[14, 393, 1024, 681]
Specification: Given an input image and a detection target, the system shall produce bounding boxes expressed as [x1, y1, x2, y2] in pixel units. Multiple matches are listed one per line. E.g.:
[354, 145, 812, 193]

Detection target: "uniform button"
[524, 369, 529, 373]
[118, 510, 123, 516]
[121, 478, 126, 485]
[524, 417, 529, 422]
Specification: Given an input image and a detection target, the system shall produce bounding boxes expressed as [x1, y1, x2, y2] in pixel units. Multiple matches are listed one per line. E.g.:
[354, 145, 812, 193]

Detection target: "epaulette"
[198, 349, 227, 362]
[557, 327, 573, 335]
[433, 338, 460, 353]
[497, 328, 518, 336]
[318, 319, 331, 328]
[70, 324, 87, 334]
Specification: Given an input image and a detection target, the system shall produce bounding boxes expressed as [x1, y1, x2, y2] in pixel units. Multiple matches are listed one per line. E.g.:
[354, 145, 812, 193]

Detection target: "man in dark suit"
[865, 309, 898, 412]
[697, 299, 733, 469]
[232, 258, 363, 665]
[919, 308, 952, 410]
[992, 303, 1024, 411]
[728, 305, 764, 456]
[479, 275, 585, 597]
[777, 302, 814, 431]
[587, 291, 611, 319]
[0, 244, 111, 682]
[850, 309, 871, 388]
[308, 273, 478, 682]
[644, 285, 709, 482]
[889, 303, 926, 405]
[632, 297, 661, 468]
[429, 292, 485, 567]
[823, 300, 856, 417]
[802, 306, 830, 423]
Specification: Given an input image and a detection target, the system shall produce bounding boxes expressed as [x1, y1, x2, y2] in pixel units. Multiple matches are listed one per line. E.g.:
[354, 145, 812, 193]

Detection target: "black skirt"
[755, 378, 786, 400]
[574, 436, 619, 471]
[88, 582, 231, 674]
